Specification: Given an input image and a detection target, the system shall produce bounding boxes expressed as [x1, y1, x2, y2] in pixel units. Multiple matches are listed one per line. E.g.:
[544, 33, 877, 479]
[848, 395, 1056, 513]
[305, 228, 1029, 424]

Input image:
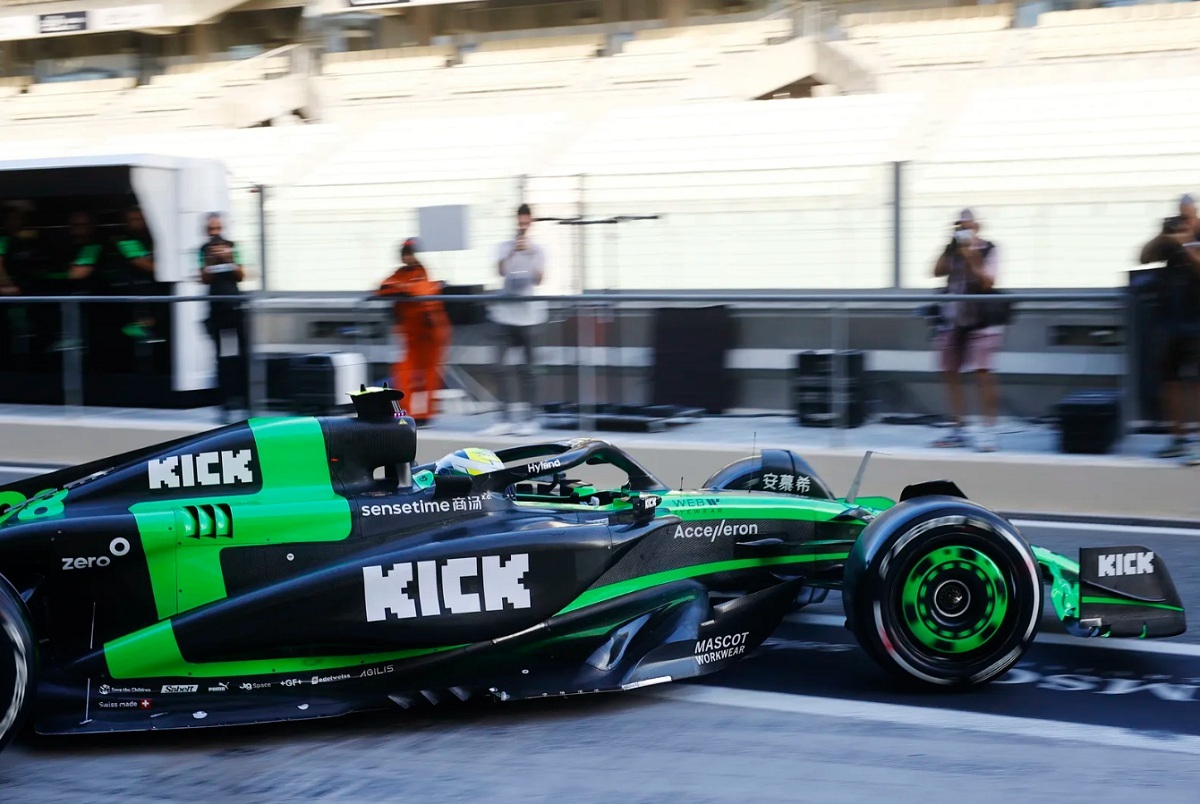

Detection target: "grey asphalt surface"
[3, 464, 1200, 802]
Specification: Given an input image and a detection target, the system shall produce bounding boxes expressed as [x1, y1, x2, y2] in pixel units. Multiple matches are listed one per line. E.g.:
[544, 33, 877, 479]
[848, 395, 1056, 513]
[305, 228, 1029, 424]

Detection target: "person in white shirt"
[484, 203, 547, 436]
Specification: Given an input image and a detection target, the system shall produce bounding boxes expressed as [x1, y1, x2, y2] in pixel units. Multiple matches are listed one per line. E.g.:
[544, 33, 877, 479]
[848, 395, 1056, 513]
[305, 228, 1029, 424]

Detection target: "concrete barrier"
[3, 416, 1196, 522]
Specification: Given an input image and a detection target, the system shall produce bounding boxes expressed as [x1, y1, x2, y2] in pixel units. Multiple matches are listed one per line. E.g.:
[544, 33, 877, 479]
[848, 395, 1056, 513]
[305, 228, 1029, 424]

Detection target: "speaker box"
[288, 352, 368, 413]
[1127, 268, 1164, 423]
[1056, 389, 1122, 454]
[439, 284, 488, 326]
[791, 350, 868, 428]
[650, 306, 736, 414]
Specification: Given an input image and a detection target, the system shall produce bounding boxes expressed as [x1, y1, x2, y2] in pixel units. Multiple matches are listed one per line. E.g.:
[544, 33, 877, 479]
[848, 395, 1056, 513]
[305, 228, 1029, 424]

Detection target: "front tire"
[843, 498, 1042, 688]
[0, 575, 35, 754]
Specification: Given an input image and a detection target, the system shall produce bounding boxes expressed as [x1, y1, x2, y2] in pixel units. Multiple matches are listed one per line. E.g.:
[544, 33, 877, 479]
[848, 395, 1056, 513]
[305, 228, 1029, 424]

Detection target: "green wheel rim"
[900, 544, 1009, 655]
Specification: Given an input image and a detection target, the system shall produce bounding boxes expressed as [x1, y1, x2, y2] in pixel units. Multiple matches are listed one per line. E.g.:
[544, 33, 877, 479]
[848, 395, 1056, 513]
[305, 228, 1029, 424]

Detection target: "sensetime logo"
[363, 554, 530, 622]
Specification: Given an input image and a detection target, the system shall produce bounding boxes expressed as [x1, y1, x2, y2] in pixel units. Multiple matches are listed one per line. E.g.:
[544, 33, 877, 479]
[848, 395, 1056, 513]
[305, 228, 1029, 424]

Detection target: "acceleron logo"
[362, 554, 531, 622]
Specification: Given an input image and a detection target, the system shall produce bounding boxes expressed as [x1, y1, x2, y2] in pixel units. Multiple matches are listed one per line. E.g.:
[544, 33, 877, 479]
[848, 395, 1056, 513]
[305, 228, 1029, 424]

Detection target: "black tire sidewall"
[845, 499, 1042, 687]
[0, 576, 36, 754]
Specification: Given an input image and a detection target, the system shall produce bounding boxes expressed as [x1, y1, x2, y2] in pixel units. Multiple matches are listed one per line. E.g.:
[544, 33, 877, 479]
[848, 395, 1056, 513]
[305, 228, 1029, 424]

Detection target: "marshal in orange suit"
[376, 239, 451, 425]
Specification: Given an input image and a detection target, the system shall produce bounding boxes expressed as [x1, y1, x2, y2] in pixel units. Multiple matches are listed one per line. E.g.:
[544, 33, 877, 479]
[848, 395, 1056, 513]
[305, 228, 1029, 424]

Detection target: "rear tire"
[843, 498, 1042, 688]
[0, 575, 35, 754]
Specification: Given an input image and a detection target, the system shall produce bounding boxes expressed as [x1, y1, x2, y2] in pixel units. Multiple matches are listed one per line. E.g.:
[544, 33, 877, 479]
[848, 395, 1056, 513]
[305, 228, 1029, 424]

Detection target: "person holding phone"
[932, 209, 1003, 452]
[483, 203, 547, 437]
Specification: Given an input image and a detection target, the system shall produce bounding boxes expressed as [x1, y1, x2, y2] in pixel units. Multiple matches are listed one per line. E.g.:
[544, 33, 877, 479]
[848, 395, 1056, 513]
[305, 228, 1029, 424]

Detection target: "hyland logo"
[363, 553, 530, 622]
[526, 459, 561, 475]
[1098, 552, 1155, 577]
[673, 521, 759, 543]
[98, 684, 151, 696]
[695, 631, 752, 665]
[148, 450, 255, 490]
[161, 684, 199, 694]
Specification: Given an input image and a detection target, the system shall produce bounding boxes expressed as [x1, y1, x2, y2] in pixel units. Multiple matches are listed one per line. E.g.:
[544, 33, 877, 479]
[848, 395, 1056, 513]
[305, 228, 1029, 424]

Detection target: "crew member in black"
[0, 205, 25, 296]
[40, 211, 103, 353]
[110, 207, 165, 345]
[1142, 215, 1200, 463]
[0, 204, 35, 369]
[198, 212, 247, 422]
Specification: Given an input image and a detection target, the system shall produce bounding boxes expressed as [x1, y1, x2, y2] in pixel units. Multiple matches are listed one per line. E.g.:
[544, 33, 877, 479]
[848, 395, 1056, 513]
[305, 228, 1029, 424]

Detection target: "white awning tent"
[0, 153, 233, 392]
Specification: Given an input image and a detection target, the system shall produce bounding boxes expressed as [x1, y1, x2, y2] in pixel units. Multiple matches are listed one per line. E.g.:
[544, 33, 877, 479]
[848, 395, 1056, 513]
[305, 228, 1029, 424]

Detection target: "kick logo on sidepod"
[363, 554, 531, 622]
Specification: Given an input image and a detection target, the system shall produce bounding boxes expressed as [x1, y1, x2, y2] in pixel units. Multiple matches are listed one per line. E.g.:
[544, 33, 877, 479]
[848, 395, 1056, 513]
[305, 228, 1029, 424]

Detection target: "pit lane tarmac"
[679, 610, 1200, 743]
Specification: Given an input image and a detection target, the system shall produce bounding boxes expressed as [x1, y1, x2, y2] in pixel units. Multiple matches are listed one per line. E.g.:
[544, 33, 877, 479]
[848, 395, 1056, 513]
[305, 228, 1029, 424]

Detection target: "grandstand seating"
[1029, 3, 1200, 59]
[1, 77, 135, 121]
[905, 74, 1200, 288]
[2, 9, 1199, 291]
[842, 3, 1014, 38]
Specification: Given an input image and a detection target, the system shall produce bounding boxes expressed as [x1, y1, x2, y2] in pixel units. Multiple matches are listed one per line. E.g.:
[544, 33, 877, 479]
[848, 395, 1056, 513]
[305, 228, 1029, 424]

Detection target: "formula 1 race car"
[0, 387, 1187, 754]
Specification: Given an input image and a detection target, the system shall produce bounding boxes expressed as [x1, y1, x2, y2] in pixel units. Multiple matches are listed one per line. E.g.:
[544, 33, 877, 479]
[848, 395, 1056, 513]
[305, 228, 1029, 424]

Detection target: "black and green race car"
[0, 387, 1186, 754]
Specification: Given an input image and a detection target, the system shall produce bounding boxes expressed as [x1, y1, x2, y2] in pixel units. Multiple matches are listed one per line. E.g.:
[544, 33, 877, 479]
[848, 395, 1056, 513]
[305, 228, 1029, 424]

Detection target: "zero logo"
[61, 537, 134, 571]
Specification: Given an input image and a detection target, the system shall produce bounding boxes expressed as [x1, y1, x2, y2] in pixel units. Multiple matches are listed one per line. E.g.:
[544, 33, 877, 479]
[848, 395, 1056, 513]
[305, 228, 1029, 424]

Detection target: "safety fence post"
[256, 184, 269, 293]
[832, 301, 848, 447]
[892, 161, 904, 289]
[62, 300, 84, 410]
[246, 298, 267, 417]
[1120, 287, 1136, 439]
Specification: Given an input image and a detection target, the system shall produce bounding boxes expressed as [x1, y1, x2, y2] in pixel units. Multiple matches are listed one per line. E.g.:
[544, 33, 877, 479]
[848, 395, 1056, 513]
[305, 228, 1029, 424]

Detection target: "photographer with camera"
[1140, 211, 1200, 464]
[932, 209, 1005, 452]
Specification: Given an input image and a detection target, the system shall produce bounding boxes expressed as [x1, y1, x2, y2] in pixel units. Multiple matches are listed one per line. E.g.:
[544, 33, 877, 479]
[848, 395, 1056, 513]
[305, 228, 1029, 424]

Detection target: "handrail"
[0, 290, 1124, 305]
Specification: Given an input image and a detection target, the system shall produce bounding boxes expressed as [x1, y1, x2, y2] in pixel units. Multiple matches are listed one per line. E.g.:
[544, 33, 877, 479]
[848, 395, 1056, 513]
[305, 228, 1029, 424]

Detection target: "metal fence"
[0, 288, 1133, 449]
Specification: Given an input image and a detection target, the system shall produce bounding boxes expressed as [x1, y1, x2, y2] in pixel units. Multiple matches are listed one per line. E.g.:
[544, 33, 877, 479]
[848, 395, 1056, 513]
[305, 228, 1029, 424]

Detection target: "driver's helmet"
[435, 448, 504, 477]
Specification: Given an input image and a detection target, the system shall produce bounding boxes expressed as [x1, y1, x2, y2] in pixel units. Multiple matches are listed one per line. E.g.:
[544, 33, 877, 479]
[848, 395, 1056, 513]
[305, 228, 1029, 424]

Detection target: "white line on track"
[0, 465, 57, 475]
[644, 685, 1200, 757]
[782, 612, 1200, 658]
[1011, 519, 1200, 538]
